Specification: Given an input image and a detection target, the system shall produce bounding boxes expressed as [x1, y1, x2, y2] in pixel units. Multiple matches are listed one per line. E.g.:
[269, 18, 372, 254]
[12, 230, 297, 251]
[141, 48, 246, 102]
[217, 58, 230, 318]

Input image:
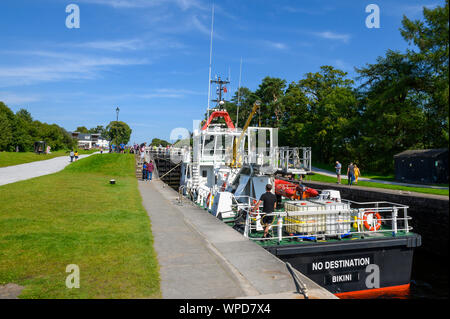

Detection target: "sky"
[0, 0, 443, 143]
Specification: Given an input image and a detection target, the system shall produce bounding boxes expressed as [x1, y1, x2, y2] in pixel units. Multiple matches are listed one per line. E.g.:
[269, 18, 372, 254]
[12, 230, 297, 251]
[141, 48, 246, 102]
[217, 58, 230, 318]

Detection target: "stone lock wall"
[303, 181, 449, 257]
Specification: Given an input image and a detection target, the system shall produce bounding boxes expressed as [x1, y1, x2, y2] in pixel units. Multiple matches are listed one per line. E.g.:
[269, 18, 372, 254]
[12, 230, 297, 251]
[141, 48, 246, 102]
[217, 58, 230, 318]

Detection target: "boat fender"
[206, 193, 211, 208]
[250, 199, 259, 217]
[363, 211, 382, 231]
[352, 216, 358, 229]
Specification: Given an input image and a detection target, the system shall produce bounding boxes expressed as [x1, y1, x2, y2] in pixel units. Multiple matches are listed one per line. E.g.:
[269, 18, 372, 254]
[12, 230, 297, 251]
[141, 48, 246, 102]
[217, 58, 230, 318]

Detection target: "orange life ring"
[363, 211, 382, 231]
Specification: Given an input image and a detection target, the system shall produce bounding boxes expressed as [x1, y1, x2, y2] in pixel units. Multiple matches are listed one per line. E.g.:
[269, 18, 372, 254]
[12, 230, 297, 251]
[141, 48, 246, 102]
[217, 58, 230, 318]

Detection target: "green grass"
[306, 173, 449, 196]
[0, 153, 161, 298]
[312, 162, 396, 181]
[0, 149, 98, 168]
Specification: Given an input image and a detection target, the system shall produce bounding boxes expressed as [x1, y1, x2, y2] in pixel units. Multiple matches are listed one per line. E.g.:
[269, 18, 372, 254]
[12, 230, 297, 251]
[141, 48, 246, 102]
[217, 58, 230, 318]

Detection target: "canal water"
[409, 249, 448, 299]
[345, 248, 449, 299]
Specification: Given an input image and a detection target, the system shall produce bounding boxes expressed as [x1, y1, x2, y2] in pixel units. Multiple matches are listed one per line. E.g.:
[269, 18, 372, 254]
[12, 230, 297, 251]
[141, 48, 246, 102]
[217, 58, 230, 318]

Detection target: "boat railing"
[277, 147, 312, 173]
[242, 200, 413, 243]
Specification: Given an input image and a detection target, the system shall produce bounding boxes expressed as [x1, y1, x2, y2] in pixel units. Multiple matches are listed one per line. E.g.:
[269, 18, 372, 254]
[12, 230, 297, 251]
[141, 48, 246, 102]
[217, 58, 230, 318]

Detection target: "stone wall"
[302, 181, 449, 257]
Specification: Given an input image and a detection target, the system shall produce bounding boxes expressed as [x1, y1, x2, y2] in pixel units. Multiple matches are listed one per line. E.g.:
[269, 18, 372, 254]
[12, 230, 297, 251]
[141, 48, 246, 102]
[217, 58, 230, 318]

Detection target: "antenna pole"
[207, 3, 215, 118]
[236, 57, 243, 128]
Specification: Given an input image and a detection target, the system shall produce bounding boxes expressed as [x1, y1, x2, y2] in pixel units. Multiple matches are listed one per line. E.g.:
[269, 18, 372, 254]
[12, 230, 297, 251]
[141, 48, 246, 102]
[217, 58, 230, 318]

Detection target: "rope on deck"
[285, 262, 309, 299]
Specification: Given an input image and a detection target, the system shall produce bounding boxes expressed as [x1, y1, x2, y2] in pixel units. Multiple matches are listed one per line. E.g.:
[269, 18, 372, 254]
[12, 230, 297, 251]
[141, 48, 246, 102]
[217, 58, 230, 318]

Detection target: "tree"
[356, 51, 427, 172]
[106, 121, 132, 146]
[88, 125, 106, 137]
[150, 138, 171, 147]
[76, 126, 89, 133]
[295, 66, 358, 164]
[400, 0, 449, 147]
[354, 1, 449, 172]
[255, 77, 287, 127]
[0, 102, 15, 151]
[14, 109, 34, 151]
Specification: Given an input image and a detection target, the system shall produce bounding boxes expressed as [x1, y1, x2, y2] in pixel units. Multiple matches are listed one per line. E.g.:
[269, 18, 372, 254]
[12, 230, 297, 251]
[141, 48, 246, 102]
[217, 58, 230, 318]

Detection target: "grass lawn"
[0, 149, 98, 168]
[312, 162, 396, 181]
[0, 153, 161, 298]
[306, 173, 449, 196]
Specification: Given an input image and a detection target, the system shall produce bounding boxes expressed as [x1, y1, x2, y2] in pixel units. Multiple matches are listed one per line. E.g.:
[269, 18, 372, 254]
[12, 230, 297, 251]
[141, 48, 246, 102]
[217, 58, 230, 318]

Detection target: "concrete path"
[138, 179, 337, 299]
[311, 167, 449, 190]
[0, 153, 97, 186]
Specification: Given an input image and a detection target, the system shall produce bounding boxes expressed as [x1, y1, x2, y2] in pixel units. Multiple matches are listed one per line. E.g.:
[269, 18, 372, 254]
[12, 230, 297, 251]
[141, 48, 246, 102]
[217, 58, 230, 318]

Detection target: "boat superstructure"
[173, 78, 421, 297]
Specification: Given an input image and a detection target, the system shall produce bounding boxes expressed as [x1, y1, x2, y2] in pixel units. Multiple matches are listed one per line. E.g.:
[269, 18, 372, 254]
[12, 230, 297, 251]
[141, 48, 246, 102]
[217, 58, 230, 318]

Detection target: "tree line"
[0, 102, 76, 152]
[0, 102, 133, 152]
[218, 2, 448, 174]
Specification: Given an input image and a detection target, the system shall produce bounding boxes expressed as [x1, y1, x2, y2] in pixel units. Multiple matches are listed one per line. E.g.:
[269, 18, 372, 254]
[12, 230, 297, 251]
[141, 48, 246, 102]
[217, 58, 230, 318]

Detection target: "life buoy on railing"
[363, 211, 382, 231]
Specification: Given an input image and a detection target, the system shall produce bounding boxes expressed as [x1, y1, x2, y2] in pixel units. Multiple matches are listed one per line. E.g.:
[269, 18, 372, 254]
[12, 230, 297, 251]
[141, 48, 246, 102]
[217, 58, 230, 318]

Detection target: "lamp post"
[114, 106, 120, 153]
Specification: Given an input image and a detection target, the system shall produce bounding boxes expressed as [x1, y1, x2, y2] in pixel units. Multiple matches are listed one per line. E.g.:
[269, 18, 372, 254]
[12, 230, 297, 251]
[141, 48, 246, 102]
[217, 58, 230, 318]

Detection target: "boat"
[174, 78, 421, 298]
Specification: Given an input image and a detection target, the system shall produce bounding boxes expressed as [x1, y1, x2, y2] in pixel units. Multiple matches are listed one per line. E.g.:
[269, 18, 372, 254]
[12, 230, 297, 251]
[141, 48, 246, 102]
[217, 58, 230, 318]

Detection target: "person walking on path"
[140, 147, 145, 164]
[74, 150, 79, 161]
[253, 184, 277, 238]
[335, 161, 342, 184]
[69, 150, 74, 162]
[142, 162, 148, 181]
[147, 161, 154, 181]
[354, 164, 361, 184]
[347, 162, 355, 186]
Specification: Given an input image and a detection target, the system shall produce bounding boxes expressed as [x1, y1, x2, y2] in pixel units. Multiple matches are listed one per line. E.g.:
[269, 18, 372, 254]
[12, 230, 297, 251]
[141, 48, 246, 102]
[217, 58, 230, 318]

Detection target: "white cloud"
[78, 0, 207, 10]
[0, 51, 148, 87]
[72, 39, 145, 51]
[190, 15, 211, 35]
[388, 2, 441, 18]
[0, 92, 40, 105]
[264, 41, 289, 50]
[67, 37, 185, 52]
[334, 59, 352, 71]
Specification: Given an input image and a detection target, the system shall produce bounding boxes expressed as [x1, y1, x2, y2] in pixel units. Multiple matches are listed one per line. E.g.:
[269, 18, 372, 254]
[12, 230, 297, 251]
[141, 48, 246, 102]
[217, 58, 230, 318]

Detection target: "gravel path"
[311, 167, 448, 190]
[0, 153, 97, 186]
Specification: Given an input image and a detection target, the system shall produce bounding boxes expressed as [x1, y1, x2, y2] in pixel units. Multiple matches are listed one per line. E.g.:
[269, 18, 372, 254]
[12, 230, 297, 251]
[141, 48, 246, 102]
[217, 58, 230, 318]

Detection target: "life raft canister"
[363, 211, 382, 231]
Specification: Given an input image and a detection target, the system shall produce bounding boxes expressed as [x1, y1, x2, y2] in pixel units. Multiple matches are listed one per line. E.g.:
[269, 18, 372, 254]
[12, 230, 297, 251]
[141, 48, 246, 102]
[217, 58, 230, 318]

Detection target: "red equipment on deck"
[202, 111, 235, 130]
[274, 179, 318, 200]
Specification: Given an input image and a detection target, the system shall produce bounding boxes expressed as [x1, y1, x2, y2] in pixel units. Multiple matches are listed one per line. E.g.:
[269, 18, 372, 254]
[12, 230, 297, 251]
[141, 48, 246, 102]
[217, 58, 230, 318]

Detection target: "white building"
[71, 132, 109, 150]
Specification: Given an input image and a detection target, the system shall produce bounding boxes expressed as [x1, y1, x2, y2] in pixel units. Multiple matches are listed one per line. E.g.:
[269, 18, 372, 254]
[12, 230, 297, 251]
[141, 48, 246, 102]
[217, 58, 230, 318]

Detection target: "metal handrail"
[240, 200, 413, 242]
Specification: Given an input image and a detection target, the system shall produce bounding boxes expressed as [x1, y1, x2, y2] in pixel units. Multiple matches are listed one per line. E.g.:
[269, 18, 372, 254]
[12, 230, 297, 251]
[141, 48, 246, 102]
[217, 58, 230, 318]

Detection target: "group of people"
[69, 150, 79, 162]
[335, 161, 361, 186]
[142, 161, 154, 181]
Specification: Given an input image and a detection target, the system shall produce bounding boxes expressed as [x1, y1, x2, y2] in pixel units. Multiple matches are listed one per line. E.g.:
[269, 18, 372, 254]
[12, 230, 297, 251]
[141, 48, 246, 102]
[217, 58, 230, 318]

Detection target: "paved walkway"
[138, 179, 336, 299]
[311, 167, 449, 190]
[0, 153, 97, 186]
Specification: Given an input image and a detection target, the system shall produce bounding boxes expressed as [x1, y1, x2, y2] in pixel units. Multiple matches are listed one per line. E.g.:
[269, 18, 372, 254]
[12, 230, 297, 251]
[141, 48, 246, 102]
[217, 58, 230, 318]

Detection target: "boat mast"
[211, 77, 230, 109]
[207, 3, 215, 118]
[236, 57, 243, 128]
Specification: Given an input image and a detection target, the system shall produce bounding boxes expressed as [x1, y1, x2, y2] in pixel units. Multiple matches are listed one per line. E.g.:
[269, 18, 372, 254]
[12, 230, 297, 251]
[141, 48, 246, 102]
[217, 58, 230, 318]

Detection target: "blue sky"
[0, 0, 442, 143]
